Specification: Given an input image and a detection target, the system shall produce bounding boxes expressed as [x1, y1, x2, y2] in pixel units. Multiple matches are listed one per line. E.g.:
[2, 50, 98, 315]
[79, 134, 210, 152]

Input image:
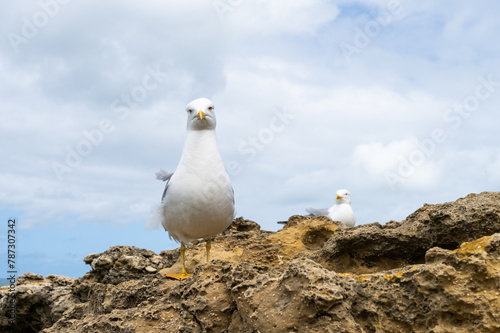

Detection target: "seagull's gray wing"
[305, 208, 329, 216]
[155, 169, 174, 202]
[161, 176, 173, 202]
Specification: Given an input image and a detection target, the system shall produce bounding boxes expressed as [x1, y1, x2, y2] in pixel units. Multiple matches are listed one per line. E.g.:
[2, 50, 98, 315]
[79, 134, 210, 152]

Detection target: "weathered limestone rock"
[83, 246, 178, 285]
[0, 191, 498, 332]
[0, 274, 79, 333]
[318, 192, 500, 274]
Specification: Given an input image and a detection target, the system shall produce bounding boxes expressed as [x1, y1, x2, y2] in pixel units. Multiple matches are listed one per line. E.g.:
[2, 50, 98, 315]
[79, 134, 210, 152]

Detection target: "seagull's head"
[185, 97, 216, 131]
[335, 189, 352, 205]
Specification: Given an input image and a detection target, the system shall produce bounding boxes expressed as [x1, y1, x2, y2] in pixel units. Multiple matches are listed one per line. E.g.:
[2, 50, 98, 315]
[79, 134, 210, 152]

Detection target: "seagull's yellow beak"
[336, 194, 343, 200]
[196, 110, 207, 120]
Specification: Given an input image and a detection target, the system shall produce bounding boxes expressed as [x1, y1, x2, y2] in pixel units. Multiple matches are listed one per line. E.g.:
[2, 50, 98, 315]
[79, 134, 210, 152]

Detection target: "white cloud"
[352, 138, 442, 190]
[353, 141, 406, 175]
[2, 0, 500, 276]
[223, 0, 340, 34]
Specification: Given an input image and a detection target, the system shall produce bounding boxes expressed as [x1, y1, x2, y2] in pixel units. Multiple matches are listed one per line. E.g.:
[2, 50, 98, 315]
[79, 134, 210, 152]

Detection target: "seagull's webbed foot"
[164, 243, 193, 280]
[165, 271, 192, 280]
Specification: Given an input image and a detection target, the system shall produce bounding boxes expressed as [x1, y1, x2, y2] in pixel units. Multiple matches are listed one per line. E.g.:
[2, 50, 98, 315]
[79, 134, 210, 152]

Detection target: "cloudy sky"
[1, 0, 499, 278]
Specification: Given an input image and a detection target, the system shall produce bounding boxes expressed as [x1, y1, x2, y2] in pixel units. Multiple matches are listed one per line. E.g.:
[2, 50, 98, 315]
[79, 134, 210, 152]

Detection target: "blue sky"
[1, 0, 499, 278]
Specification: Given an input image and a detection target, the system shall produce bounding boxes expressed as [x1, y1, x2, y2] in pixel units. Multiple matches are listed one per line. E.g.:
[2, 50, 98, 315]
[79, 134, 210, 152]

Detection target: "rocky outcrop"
[0, 273, 78, 333]
[83, 246, 176, 285]
[317, 191, 500, 274]
[1, 192, 499, 332]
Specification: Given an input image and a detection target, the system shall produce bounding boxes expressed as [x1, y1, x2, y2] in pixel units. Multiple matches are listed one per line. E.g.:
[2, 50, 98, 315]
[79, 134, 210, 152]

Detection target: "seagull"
[306, 189, 356, 227]
[154, 98, 235, 280]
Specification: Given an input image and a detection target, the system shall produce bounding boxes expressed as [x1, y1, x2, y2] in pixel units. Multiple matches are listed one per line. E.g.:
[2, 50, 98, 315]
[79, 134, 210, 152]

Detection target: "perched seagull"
[306, 189, 356, 227]
[153, 98, 235, 280]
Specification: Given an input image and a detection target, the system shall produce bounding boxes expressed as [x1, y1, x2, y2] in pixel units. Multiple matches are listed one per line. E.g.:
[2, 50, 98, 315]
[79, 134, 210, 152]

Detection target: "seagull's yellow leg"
[205, 238, 211, 263]
[165, 243, 192, 280]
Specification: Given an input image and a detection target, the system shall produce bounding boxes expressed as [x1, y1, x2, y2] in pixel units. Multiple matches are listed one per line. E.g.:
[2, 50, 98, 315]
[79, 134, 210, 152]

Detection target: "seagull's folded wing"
[305, 208, 329, 216]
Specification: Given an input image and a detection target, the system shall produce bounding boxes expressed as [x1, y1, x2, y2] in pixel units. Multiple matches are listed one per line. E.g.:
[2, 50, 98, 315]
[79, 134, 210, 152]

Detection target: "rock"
[317, 191, 500, 274]
[0, 274, 79, 333]
[82, 245, 178, 285]
[222, 216, 261, 234]
[1, 192, 499, 332]
[16, 272, 44, 284]
[145, 266, 157, 273]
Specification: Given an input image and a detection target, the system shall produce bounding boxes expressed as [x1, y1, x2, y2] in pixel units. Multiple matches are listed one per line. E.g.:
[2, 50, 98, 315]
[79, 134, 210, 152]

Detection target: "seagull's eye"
[208, 106, 214, 112]
[187, 109, 193, 114]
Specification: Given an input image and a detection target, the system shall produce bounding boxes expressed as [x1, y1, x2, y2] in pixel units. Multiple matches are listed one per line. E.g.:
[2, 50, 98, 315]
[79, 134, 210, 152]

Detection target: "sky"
[1, 0, 499, 278]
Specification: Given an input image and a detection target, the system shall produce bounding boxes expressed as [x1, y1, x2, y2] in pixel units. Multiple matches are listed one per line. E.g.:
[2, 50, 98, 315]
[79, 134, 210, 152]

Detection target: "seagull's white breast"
[161, 129, 235, 244]
[328, 203, 356, 227]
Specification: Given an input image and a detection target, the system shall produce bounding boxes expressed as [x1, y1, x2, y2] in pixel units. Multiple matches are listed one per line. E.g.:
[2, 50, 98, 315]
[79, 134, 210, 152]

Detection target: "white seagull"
[306, 189, 356, 227]
[154, 98, 235, 279]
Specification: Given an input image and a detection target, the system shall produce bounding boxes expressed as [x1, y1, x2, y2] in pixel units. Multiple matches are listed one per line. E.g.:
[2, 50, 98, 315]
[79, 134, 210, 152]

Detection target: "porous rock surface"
[0, 192, 499, 332]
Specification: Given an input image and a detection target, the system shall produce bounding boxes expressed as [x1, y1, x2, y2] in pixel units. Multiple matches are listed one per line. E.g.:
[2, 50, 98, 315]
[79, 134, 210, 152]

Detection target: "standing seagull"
[306, 189, 356, 227]
[155, 98, 235, 280]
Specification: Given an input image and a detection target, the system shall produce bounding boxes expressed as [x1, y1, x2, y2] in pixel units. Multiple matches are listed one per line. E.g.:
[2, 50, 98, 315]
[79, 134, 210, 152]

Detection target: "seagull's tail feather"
[155, 169, 173, 182]
[145, 203, 163, 230]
